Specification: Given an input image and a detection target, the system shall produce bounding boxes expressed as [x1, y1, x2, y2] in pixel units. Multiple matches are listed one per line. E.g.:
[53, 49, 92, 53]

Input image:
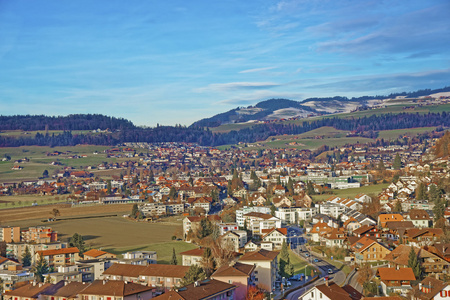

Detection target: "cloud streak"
[239, 66, 278, 73]
[195, 82, 281, 92]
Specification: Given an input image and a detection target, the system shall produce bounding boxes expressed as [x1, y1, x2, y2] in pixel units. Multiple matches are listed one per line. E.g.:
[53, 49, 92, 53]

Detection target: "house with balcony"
[242, 212, 281, 236]
[377, 267, 416, 296]
[238, 249, 278, 292]
[351, 236, 391, 263]
[261, 228, 287, 250]
[36, 247, 80, 267]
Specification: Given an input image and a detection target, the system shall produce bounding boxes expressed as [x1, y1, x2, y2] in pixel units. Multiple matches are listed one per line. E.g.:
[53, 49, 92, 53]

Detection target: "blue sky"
[1, 0, 449, 126]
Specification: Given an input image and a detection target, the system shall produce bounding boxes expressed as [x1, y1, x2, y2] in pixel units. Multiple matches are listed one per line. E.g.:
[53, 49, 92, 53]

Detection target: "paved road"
[283, 246, 346, 300]
[343, 268, 363, 293]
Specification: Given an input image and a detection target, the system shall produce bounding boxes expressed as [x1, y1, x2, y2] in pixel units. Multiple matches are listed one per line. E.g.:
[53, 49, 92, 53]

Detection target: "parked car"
[313, 258, 319, 262]
[305, 253, 310, 257]
[328, 268, 333, 274]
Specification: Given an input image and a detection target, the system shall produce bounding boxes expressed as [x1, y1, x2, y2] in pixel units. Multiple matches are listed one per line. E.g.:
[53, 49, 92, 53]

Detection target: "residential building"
[411, 276, 450, 300]
[36, 247, 80, 267]
[78, 280, 154, 300]
[298, 282, 362, 300]
[350, 236, 391, 262]
[408, 209, 432, 228]
[261, 228, 287, 250]
[238, 249, 278, 292]
[121, 251, 157, 265]
[221, 231, 247, 252]
[180, 248, 205, 266]
[21, 226, 58, 243]
[3, 282, 61, 300]
[83, 249, 117, 260]
[183, 215, 221, 240]
[0, 227, 20, 243]
[377, 267, 416, 296]
[236, 206, 271, 228]
[152, 279, 236, 300]
[242, 212, 281, 235]
[212, 262, 255, 300]
[218, 223, 239, 235]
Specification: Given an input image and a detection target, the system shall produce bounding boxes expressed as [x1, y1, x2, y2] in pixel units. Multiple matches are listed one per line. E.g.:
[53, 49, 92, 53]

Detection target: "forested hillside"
[0, 114, 135, 131]
[0, 112, 448, 147]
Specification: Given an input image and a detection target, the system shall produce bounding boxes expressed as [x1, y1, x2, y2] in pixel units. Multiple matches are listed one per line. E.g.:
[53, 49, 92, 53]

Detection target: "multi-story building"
[238, 249, 279, 292]
[0, 227, 20, 243]
[243, 212, 281, 236]
[35, 247, 80, 267]
[212, 262, 256, 300]
[236, 206, 271, 228]
[21, 226, 58, 243]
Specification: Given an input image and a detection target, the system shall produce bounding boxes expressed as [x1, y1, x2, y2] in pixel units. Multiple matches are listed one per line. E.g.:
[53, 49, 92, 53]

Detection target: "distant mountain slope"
[191, 99, 320, 127]
[191, 87, 450, 128]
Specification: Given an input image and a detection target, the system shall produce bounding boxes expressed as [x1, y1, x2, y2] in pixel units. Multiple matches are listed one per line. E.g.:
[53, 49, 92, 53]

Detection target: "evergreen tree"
[394, 200, 402, 212]
[408, 247, 421, 279]
[131, 204, 139, 219]
[270, 204, 276, 216]
[180, 265, 206, 286]
[169, 187, 178, 200]
[33, 254, 49, 282]
[393, 153, 402, 170]
[416, 183, 427, 200]
[22, 246, 32, 267]
[279, 240, 292, 278]
[106, 180, 112, 194]
[377, 159, 385, 171]
[69, 233, 86, 255]
[306, 181, 315, 195]
[433, 199, 445, 222]
[170, 248, 178, 265]
[200, 247, 216, 277]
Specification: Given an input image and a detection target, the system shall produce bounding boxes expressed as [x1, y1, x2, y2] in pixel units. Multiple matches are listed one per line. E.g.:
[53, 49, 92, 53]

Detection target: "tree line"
[0, 112, 448, 147]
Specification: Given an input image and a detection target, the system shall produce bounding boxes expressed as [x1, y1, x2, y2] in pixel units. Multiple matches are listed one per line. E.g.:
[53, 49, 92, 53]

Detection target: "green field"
[0, 194, 68, 209]
[6, 215, 196, 263]
[245, 136, 374, 150]
[377, 127, 436, 140]
[0, 145, 137, 183]
[311, 183, 389, 202]
[0, 130, 93, 138]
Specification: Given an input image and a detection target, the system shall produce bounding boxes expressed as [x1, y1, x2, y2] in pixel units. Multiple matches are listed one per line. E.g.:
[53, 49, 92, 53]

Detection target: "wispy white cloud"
[239, 66, 278, 73]
[194, 82, 281, 92]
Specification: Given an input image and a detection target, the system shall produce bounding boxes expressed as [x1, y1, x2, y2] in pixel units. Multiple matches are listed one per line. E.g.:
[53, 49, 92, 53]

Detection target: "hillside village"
[0, 130, 449, 299]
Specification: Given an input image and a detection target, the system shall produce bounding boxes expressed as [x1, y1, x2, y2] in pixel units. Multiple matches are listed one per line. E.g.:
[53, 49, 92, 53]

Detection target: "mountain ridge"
[190, 86, 450, 128]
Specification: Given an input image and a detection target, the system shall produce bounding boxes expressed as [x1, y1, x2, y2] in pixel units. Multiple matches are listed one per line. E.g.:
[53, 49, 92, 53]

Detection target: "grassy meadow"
[6, 215, 196, 263]
[0, 145, 138, 183]
[311, 183, 389, 202]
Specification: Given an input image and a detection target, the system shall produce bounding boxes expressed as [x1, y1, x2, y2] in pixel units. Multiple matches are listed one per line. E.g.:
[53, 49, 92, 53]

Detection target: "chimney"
[103, 280, 106, 285]
[325, 279, 329, 287]
[419, 283, 422, 292]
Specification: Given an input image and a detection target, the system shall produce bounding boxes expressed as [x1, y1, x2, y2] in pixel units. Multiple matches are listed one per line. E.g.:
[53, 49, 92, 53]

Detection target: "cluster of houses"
[0, 222, 281, 299]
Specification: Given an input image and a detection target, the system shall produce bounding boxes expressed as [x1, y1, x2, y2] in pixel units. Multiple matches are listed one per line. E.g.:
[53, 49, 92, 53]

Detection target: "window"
[311, 292, 314, 297]
[320, 292, 323, 298]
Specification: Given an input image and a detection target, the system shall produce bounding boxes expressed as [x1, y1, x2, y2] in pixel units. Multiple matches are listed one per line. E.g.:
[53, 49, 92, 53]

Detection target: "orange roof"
[83, 249, 111, 258]
[377, 267, 415, 281]
[37, 247, 79, 257]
